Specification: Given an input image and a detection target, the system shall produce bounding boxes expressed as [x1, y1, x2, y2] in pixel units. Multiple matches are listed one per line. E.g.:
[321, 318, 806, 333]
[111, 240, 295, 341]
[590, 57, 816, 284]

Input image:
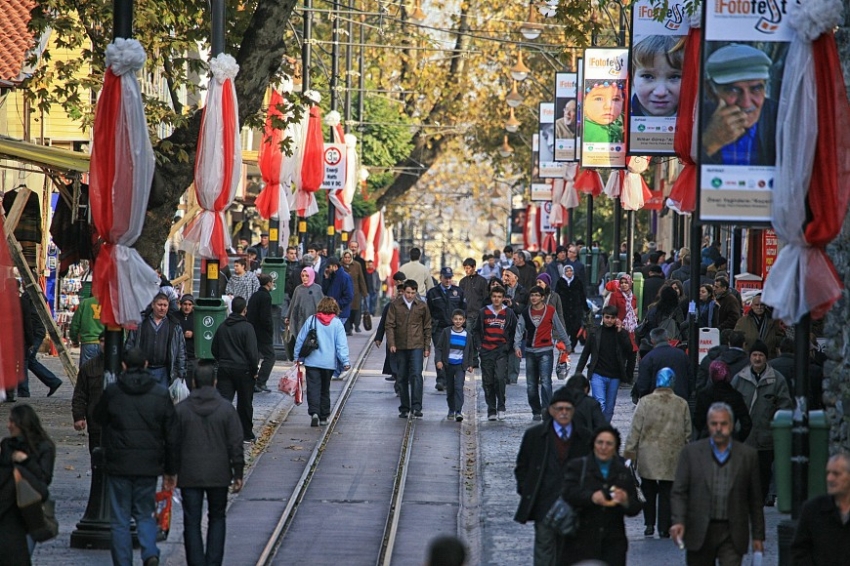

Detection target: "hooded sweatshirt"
[211, 313, 259, 373]
[175, 386, 245, 487]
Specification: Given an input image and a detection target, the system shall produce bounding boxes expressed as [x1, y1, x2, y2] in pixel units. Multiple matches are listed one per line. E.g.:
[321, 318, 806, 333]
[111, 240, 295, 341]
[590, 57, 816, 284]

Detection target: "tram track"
[254, 334, 419, 566]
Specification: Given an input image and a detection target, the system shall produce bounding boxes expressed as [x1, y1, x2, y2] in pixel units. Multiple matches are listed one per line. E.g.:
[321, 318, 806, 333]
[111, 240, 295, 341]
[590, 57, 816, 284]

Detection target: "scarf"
[622, 291, 638, 333]
[302, 266, 316, 287]
[750, 311, 769, 341]
[316, 312, 335, 326]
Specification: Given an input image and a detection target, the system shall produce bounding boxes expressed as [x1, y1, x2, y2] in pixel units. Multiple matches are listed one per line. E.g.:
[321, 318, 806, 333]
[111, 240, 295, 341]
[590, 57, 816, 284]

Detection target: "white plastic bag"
[169, 378, 190, 404]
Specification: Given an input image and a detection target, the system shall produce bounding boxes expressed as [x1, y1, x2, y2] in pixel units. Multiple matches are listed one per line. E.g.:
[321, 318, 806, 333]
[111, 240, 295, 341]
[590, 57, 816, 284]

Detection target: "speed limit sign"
[320, 143, 347, 190]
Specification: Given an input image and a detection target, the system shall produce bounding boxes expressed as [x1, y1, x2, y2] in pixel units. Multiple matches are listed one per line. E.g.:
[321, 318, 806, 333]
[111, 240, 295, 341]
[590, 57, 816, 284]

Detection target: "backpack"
[657, 314, 681, 342]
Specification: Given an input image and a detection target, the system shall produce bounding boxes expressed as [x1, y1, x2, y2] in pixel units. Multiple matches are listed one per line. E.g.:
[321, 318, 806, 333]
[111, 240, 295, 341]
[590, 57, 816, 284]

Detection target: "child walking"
[436, 309, 477, 422]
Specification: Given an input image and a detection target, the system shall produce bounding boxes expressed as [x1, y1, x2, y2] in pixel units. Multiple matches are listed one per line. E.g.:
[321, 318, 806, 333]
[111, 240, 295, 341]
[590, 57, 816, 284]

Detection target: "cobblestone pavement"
[476, 347, 784, 565]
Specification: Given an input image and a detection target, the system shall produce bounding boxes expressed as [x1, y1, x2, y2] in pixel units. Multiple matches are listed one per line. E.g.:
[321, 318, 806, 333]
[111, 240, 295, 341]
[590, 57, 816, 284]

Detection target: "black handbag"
[543, 457, 587, 537]
[298, 316, 320, 358]
[362, 310, 372, 331]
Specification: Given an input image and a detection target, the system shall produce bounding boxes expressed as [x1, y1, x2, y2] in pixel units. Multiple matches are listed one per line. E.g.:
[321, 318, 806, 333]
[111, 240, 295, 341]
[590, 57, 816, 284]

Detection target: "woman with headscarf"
[639, 286, 685, 358]
[285, 267, 324, 342]
[554, 265, 589, 352]
[0, 404, 56, 564]
[534, 272, 564, 327]
[607, 274, 639, 383]
[624, 367, 692, 539]
[694, 360, 752, 442]
[561, 425, 642, 566]
[733, 293, 783, 358]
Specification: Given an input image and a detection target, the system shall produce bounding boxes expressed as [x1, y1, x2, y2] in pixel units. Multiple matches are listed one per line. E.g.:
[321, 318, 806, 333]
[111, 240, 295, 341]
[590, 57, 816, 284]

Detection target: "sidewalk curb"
[459, 370, 483, 565]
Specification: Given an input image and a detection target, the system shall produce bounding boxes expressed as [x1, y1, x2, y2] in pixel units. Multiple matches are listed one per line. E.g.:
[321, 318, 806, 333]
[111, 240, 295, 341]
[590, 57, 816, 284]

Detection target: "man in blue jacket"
[322, 256, 354, 327]
[634, 327, 692, 402]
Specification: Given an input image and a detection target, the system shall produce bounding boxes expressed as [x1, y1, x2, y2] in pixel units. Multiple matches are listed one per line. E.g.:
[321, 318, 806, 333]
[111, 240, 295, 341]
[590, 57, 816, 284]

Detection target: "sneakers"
[455, 412, 463, 423]
[143, 556, 160, 566]
[435, 383, 445, 392]
[644, 526, 654, 537]
[487, 413, 497, 422]
[413, 410, 423, 419]
[311, 414, 319, 427]
[532, 414, 542, 422]
[399, 412, 409, 419]
[384, 376, 396, 382]
[497, 411, 506, 421]
[319, 418, 328, 426]
[447, 411, 455, 421]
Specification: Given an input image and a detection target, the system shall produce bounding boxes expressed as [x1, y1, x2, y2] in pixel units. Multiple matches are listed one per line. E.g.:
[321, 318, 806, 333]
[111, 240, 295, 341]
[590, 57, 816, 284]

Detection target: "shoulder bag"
[14, 467, 59, 542]
[298, 316, 320, 358]
[543, 457, 587, 537]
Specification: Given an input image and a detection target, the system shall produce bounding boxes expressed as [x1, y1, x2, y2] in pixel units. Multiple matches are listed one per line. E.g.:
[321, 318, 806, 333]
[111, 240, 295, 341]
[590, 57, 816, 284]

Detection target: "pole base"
[70, 520, 113, 550]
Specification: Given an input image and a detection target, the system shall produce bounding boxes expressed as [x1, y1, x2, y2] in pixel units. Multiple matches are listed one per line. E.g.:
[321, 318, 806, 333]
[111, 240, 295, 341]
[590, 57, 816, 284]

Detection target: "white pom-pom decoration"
[688, 1, 702, 29]
[789, 0, 843, 42]
[324, 110, 342, 126]
[210, 53, 239, 81]
[344, 133, 357, 148]
[304, 90, 322, 103]
[105, 38, 147, 76]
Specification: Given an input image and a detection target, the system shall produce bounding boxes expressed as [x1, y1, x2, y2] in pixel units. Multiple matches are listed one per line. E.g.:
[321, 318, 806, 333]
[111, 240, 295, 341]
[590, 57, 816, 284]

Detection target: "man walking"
[634, 328, 692, 402]
[671, 402, 765, 565]
[225, 258, 260, 301]
[574, 305, 632, 422]
[18, 283, 63, 397]
[124, 292, 187, 389]
[175, 362, 244, 566]
[177, 294, 197, 387]
[475, 285, 518, 421]
[69, 289, 105, 367]
[426, 267, 466, 392]
[514, 286, 570, 421]
[321, 256, 354, 328]
[514, 387, 591, 565]
[95, 347, 178, 566]
[247, 273, 275, 393]
[386, 280, 432, 419]
[715, 277, 742, 331]
[399, 247, 434, 296]
[72, 333, 105, 455]
[792, 453, 850, 564]
[211, 296, 260, 443]
[365, 259, 381, 315]
[458, 258, 489, 333]
[502, 267, 529, 385]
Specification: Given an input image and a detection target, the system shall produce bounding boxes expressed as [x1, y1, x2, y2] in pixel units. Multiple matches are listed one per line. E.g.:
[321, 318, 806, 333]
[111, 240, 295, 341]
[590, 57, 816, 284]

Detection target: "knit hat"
[550, 386, 576, 407]
[179, 294, 195, 304]
[507, 265, 520, 277]
[656, 367, 676, 389]
[749, 340, 770, 358]
[536, 273, 552, 286]
[709, 360, 732, 383]
[393, 271, 407, 282]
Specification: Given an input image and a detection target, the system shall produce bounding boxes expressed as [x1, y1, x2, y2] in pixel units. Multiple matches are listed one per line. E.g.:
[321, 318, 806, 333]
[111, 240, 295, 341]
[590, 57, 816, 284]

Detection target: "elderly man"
[124, 292, 187, 389]
[792, 452, 850, 564]
[555, 99, 577, 139]
[702, 44, 778, 166]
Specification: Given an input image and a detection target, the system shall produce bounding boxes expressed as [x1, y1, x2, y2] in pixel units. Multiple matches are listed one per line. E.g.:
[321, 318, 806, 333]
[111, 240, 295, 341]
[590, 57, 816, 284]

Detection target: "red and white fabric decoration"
[620, 156, 652, 211]
[762, 0, 850, 323]
[379, 217, 396, 281]
[0, 217, 24, 395]
[359, 212, 382, 263]
[255, 87, 293, 246]
[89, 38, 160, 328]
[666, 9, 701, 215]
[294, 91, 324, 217]
[181, 53, 241, 265]
[523, 204, 540, 252]
[548, 163, 580, 228]
[574, 168, 604, 198]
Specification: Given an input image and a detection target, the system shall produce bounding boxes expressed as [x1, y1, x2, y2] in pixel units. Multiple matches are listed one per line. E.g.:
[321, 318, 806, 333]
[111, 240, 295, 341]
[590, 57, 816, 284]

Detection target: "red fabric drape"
[574, 169, 603, 197]
[256, 90, 285, 219]
[0, 216, 25, 391]
[667, 27, 701, 213]
[301, 106, 325, 193]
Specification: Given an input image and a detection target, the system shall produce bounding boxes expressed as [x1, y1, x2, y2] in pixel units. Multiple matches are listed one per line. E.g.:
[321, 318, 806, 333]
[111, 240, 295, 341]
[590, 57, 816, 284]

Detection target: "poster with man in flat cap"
[698, 0, 793, 223]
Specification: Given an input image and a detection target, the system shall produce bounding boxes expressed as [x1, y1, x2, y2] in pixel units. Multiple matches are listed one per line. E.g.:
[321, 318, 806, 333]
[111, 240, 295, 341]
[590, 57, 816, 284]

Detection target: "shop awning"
[0, 137, 91, 173]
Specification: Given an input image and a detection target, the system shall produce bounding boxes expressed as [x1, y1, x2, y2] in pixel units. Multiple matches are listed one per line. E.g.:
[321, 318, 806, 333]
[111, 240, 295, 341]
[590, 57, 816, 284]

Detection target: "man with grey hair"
[701, 43, 779, 166]
[671, 402, 764, 565]
[634, 327, 692, 402]
[792, 452, 850, 563]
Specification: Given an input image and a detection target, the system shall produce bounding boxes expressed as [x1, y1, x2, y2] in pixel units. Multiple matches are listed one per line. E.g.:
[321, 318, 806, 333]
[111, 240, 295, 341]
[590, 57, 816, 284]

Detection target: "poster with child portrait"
[581, 48, 629, 168]
[629, 0, 689, 154]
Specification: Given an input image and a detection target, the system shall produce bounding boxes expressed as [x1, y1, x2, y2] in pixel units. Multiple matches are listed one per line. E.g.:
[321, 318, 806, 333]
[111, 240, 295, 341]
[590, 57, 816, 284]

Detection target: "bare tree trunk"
[821, 4, 850, 451]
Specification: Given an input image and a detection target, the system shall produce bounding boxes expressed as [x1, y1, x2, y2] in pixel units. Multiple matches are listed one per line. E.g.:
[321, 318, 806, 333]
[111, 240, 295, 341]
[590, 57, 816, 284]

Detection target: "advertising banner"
[554, 71, 578, 161]
[581, 48, 629, 168]
[576, 58, 584, 161]
[540, 202, 556, 233]
[538, 103, 567, 177]
[697, 0, 793, 224]
[629, 0, 689, 154]
[531, 182, 553, 202]
[510, 209, 527, 245]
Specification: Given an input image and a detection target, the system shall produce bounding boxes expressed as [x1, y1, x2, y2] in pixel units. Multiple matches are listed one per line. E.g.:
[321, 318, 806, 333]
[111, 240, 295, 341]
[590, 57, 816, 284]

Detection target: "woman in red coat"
[607, 275, 638, 384]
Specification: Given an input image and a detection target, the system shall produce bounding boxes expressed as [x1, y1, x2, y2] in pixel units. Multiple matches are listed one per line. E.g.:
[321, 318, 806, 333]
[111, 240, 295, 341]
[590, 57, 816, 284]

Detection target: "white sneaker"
[497, 411, 506, 421]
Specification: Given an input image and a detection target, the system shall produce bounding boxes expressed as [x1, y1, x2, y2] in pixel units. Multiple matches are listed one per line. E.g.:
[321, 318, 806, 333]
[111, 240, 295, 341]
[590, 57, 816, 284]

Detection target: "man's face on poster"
[713, 79, 767, 129]
[563, 101, 576, 126]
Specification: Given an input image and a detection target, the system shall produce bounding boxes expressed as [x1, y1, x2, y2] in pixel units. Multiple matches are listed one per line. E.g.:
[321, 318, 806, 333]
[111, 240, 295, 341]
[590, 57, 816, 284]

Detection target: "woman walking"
[607, 274, 639, 383]
[554, 265, 588, 352]
[0, 405, 56, 565]
[295, 297, 351, 427]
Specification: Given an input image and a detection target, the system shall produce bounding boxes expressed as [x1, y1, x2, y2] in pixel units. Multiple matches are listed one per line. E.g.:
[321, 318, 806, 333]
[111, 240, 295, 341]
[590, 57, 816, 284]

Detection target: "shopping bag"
[362, 310, 372, 331]
[155, 489, 173, 541]
[278, 363, 300, 396]
[14, 467, 58, 542]
[294, 364, 305, 406]
[169, 377, 190, 404]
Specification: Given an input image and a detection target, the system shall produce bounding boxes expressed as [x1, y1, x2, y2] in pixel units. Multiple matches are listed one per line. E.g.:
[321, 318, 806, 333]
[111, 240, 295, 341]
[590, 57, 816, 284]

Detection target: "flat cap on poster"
[706, 44, 772, 85]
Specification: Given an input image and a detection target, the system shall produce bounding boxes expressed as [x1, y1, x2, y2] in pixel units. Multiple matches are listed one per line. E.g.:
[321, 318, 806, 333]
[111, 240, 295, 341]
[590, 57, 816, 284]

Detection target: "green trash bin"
[772, 409, 793, 513]
[809, 410, 829, 498]
[261, 257, 287, 306]
[632, 272, 644, 320]
[193, 298, 227, 360]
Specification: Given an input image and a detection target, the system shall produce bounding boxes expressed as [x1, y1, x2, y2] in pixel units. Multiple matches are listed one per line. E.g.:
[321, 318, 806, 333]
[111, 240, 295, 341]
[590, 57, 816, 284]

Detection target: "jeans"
[148, 366, 169, 389]
[432, 331, 447, 387]
[182, 486, 229, 566]
[79, 343, 101, 368]
[507, 342, 524, 384]
[18, 347, 63, 396]
[396, 348, 424, 413]
[480, 349, 508, 414]
[367, 292, 378, 315]
[108, 475, 159, 566]
[256, 342, 275, 388]
[445, 364, 466, 413]
[305, 366, 333, 419]
[591, 373, 620, 422]
[642, 479, 673, 532]
[216, 367, 255, 440]
[525, 350, 554, 416]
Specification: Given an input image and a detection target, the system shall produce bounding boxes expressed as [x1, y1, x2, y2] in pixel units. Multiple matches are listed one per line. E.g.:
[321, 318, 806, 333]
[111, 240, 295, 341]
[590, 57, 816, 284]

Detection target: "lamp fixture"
[510, 51, 530, 82]
[485, 224, 495, 238]
[498, 135, 514, 158]
[506, 80, 523, 108]
[504, 107, 521, 133]
[519, 4, 544, 40]
[411, 0, 426, 22]
[487, 209, 498, 223]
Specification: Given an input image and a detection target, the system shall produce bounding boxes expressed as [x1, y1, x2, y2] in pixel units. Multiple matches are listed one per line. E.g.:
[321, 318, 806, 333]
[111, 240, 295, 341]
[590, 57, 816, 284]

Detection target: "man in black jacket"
[95, 347, 178, 566]
[17, 284, 63, 398]
[634, 328, 692, 402]
[514, 387, 591, 565]
[177, 294, 196, 388]
[175, 362, 244, 566]
[247, 274, 275, 393]
[791, 453, 850, 564]
[458, 257, 489, 332]
[502, 267, 530, 385]
[212, 296, 260, 442]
